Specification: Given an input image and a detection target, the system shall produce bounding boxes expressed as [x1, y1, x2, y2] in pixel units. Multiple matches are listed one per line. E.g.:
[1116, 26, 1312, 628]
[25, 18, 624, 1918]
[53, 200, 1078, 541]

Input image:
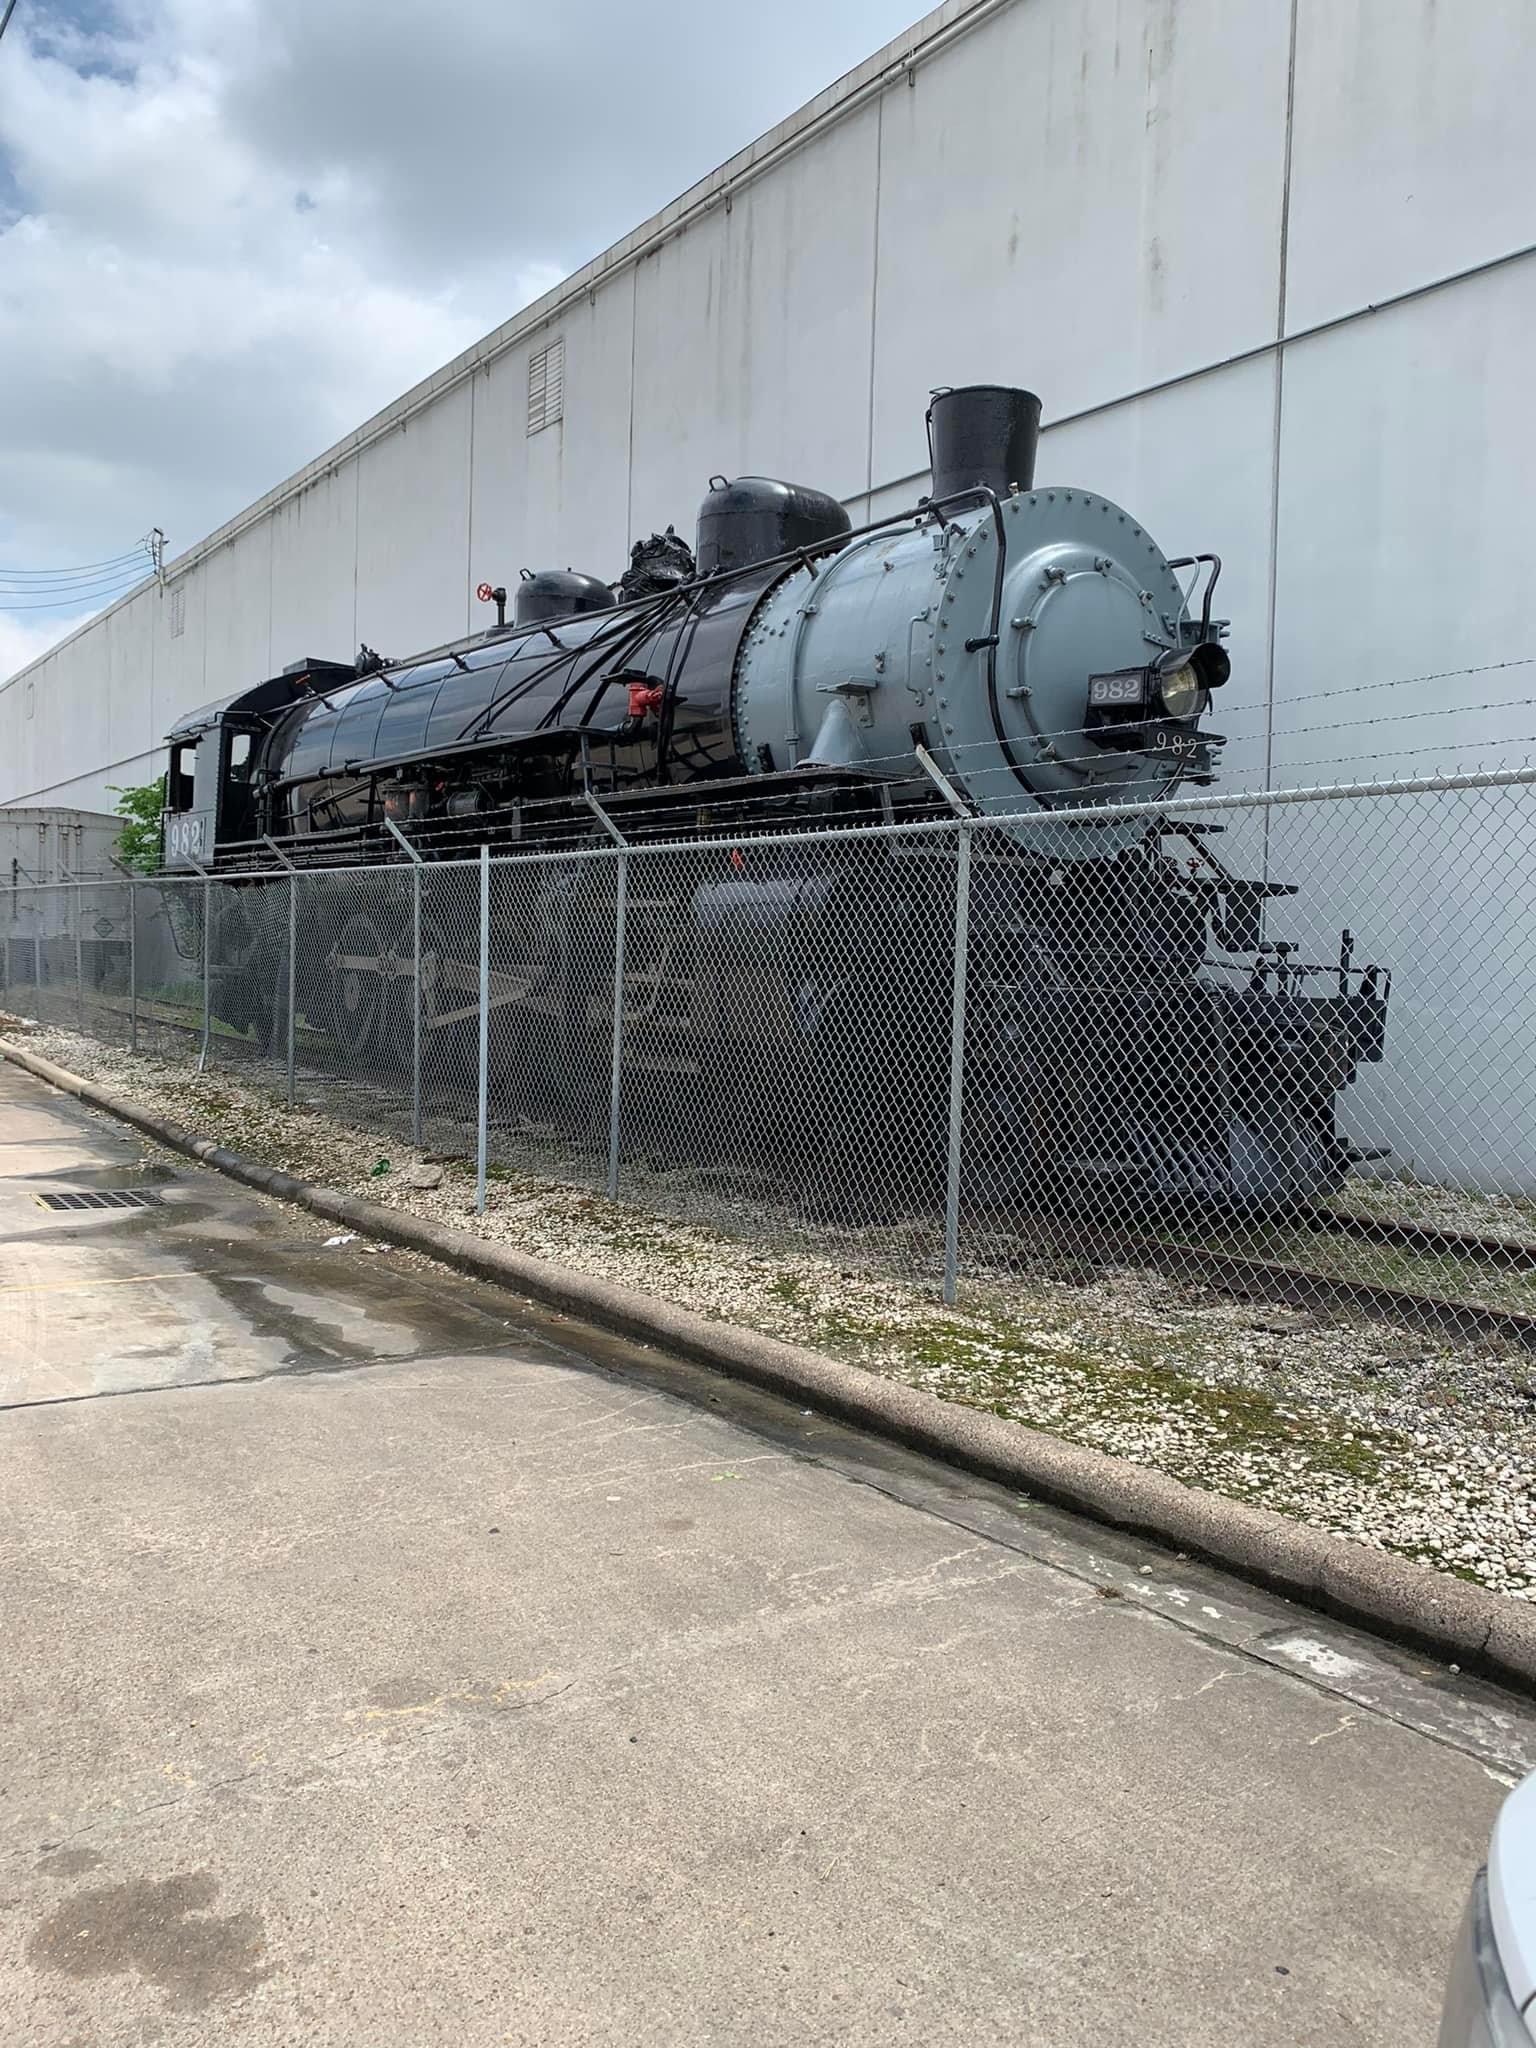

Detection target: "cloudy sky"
[0, 0, 924, 679]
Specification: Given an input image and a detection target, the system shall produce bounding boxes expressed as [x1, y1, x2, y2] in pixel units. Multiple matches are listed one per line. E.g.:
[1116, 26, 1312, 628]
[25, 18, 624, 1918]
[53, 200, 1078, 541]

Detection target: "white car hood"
[1491, 1770, 1536, 2014]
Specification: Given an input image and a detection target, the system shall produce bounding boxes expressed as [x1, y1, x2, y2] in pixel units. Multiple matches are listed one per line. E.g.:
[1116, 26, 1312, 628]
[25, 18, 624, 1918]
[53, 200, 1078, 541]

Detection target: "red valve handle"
[476, 582, 495, 603]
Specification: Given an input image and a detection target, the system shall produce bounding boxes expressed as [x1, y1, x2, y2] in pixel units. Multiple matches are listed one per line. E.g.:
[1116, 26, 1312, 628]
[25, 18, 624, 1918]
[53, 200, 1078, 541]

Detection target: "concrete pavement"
[2, 1055, 1533, 2045]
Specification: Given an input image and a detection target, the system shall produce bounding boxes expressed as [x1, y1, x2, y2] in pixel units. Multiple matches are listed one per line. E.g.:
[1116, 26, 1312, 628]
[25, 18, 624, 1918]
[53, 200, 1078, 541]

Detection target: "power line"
[0, 1, 18, 50]
[1, 572, 153, 611]
[0, 559, 153, 591]
[1, 562, 153, 598]
[0, 536, 158, 611]
[0, 545, 155, 583]
[0, 564, 151, 589]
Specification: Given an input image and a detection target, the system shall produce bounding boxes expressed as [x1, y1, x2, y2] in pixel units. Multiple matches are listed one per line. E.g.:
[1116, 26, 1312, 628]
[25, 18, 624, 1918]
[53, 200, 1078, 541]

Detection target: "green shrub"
[108, 774, 166, 875]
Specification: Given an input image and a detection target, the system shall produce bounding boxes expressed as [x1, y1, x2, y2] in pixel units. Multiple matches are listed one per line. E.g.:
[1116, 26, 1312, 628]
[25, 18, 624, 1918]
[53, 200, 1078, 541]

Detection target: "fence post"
[476, 844, 490, 1214]
[582, 792, 629, 1201]
[384, 818, 424, 1149]
[127, 876, 138, 1054]
[410, 860, 422, 1147]
[910, 749, 977, 1309]
[608, 850, 628, 1201]
[198, 876, 212, 1074]
[73, 878, 84, 1031]
[286, 872, 298, 1107]
[943, 819, 974, 1307]
[259, 840, 298, 1106]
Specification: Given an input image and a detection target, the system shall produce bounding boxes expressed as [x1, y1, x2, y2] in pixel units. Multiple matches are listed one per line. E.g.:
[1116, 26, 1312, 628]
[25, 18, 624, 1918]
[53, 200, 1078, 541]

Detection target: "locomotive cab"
[162, 724, 216, 869]
[162, 661, 346, 869]
[165, 719, 266, 868]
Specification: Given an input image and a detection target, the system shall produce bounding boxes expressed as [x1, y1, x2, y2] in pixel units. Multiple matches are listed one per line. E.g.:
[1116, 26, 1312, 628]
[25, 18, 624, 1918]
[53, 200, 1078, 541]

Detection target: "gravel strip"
[9, 1014, 1536, 1601]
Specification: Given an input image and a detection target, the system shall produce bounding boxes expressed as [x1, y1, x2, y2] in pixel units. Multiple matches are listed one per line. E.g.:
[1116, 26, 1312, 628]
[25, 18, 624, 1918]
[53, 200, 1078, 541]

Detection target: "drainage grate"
[33, 1189, 159, 1213]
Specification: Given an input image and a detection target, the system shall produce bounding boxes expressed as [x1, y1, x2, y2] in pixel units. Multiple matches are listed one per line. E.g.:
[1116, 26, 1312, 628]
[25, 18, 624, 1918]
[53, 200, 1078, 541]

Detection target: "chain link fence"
[4, 768, 1535, 1345]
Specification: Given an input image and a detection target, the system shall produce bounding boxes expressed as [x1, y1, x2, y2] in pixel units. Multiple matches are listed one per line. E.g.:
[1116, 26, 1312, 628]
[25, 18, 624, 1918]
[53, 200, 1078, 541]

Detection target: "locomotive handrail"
[161, 482, 1023, 871]
[256, 489, 1008, 805]
[142, 761, 1536, 887]
[331, 723, 615, 786]
[961, 484, 1027, 789]
[439, 484, 1007, 756]
[1165, 554, 1223, 642]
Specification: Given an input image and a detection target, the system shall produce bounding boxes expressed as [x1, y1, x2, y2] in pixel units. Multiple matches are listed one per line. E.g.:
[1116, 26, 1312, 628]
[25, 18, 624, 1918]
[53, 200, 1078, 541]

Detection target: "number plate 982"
[1087, 669, 1147, 708]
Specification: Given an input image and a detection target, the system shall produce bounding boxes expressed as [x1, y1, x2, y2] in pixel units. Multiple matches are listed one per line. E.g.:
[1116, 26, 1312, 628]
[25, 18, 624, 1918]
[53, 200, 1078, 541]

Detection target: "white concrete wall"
[2, 0, 1534, 1175]
[7, 0, 1532, 814]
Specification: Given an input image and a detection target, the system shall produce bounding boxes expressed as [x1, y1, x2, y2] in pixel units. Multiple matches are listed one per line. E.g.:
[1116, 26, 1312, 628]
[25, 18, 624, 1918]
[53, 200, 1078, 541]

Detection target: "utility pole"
[0, 2, 20, 49]
[150, 528, 166, 588]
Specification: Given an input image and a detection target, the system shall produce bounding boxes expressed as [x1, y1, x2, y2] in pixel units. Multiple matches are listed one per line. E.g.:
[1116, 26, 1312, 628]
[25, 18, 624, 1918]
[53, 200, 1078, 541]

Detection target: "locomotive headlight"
[1157, 658, 1206, 721]
[1155, 642, 1229, 721]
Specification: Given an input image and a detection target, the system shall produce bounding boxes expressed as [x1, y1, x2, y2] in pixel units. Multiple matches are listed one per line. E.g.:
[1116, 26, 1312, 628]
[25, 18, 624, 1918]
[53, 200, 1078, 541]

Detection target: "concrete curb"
[7, 1030, 1536, 1695]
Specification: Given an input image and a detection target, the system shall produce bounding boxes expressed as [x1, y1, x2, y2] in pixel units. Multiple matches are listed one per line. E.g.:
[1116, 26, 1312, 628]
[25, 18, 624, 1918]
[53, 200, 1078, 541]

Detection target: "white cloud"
[0, 609, 93, 682]
[0, 0, 926, 681]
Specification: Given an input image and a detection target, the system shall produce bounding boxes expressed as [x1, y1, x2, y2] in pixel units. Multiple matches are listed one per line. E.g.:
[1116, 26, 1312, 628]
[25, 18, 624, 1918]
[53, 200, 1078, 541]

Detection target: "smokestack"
[926, 384, 1042, 504]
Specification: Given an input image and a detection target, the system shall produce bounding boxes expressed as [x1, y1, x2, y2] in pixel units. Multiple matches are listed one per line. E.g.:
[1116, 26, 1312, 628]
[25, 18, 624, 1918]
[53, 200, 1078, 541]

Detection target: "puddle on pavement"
[198, 1255, 509, 1372]
[8, 1158, 181, 1191]
[0, 1186, 224, 1251]
[208, 1273, 422, 1365]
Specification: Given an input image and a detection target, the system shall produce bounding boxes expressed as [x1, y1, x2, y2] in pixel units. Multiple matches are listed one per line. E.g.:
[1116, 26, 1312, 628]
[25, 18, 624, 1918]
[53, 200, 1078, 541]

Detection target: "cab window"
[168, 743, 196, 811]
[227, 731, 253, 783]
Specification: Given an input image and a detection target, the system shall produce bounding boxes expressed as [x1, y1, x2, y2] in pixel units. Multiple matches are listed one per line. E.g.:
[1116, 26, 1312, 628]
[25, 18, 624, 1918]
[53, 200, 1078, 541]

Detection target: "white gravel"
[9, 1014, 1536, 1603]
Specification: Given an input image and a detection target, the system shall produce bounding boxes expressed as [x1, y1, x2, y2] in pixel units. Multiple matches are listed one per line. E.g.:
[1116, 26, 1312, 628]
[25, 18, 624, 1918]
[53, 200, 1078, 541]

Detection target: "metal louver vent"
[34, 1189, 159, 1213]
[527, 338, 564, 436]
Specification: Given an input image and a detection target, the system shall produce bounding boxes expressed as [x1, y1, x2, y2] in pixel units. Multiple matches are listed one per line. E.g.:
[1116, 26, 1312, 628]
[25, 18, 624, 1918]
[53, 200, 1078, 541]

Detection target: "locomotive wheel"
[328, 911, 393, 1064]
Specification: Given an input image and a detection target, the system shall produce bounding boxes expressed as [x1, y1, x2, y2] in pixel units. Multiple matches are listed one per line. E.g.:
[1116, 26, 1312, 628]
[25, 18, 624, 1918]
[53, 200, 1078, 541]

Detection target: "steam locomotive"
[160, 385, 1388, 1206]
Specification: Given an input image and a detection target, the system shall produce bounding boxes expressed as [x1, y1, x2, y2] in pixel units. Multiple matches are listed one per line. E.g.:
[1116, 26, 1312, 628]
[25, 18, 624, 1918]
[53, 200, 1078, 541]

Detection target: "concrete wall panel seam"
[864, 89, 885, 505]
[1261, 0, 1303, 818]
